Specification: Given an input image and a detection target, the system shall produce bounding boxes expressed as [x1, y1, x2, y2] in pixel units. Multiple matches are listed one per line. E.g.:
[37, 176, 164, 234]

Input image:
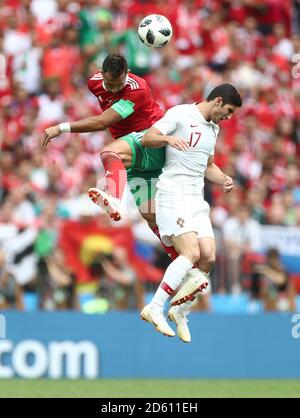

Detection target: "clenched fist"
[223, 175, 234, 193]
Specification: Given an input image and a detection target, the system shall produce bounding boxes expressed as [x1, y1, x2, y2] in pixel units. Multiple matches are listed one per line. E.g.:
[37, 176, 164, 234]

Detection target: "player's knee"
[100, 148, 120, 164]
[100, 147, 132, 167]
[202, 252, 216, 268]
[102, 140, 132, 158]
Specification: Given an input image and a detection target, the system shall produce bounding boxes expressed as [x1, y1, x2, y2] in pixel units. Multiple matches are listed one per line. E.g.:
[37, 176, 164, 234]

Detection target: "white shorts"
[155, 191, 214, 247]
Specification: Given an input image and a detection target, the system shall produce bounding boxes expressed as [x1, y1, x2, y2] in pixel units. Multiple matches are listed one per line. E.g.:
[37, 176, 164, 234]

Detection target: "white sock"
[151, 255, 193, 308]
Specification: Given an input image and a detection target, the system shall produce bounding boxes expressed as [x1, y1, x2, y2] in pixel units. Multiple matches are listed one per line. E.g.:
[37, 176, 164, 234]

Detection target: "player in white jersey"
[140, 84, 242, 342]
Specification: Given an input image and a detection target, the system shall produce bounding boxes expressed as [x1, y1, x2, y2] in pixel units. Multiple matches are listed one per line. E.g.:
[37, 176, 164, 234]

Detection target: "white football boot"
[168, 302, 193, 343]
[170, 268, 209, 306]
[88, 187, 122, 221]
[141, 304, 175, 337]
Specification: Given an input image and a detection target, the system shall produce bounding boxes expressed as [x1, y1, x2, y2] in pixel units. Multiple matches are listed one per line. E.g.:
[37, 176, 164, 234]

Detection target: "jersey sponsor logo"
[190, 124, 198, 128]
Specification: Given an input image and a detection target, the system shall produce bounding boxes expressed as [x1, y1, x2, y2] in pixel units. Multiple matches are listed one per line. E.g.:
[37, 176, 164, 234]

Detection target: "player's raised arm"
[41, 108, 123, 148]
[141, 127, 189, 151]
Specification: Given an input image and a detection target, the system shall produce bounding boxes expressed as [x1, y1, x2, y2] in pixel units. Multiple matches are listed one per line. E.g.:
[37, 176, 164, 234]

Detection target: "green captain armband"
[111, 99, 135, 119]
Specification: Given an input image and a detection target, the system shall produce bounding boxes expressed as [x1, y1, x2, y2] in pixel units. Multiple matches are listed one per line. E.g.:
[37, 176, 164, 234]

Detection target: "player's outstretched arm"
[205, 156, 234, 193]
[41, 108, 123, 148]
[141, 127, 188, 151]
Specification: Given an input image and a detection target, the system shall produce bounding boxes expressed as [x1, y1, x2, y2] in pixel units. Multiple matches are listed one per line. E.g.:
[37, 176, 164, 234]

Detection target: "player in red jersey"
[42, 54, 166, 224]
[42, 54, 208, 305]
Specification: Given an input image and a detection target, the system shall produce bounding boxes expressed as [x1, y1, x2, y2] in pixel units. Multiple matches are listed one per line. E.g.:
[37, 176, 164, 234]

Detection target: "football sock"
[100, 151, 127, 200]
[151, 255, 193, 308]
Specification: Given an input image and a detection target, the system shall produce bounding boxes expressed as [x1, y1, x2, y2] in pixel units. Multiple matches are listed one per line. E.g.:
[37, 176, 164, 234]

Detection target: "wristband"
[59, 122, 71, 133]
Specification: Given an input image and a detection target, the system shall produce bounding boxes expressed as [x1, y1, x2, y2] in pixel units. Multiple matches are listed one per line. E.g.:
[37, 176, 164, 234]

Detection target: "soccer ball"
[138, 14, 172, 48]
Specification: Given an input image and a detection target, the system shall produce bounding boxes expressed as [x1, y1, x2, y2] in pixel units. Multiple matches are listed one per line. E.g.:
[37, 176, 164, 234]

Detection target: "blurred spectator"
[38, 248, 78, 310]
[3, 14, 32, 57]
[30, 0, 58, 23]
[100, 246, 143, 310]
[6, 184, 36, 227]
[0, 249, 24, 310]
[37, 78, 65, 124]
[222, 205, 262, 294]
[285, 162, 300, 204]
[13, 31, 42, 94]
[112, 14, 152, 76]
[252, 248, 296, 312]
[42, 25, 82, 96]
[245, 187, 267, 224]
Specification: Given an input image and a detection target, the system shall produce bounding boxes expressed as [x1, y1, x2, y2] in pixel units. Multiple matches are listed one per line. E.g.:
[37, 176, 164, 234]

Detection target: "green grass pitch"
[0, 379, 300, 398]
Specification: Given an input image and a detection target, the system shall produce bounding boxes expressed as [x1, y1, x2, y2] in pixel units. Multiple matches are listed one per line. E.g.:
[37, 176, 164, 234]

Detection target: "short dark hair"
[266, 247, 280, 259]
[206, 83, 242, 107]
[102, 54, 128, 77]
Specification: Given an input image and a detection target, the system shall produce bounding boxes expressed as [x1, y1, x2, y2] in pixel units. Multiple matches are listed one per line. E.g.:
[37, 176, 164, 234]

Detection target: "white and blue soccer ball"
[138, 14, 172, 48]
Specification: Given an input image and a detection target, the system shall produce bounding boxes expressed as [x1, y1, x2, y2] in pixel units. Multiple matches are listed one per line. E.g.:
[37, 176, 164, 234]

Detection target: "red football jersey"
[87, 72, 164, 139]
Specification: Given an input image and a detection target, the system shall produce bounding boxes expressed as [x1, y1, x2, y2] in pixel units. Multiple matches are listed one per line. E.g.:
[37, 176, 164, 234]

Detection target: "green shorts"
[119, 130, 166, 208]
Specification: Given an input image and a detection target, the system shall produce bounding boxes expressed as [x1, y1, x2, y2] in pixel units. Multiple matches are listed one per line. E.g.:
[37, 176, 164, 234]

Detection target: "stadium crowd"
[0, 0, 299, 313]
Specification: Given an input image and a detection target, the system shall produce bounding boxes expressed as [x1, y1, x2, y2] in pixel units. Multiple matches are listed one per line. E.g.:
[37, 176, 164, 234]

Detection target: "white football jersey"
[153, 103, 219, 195]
